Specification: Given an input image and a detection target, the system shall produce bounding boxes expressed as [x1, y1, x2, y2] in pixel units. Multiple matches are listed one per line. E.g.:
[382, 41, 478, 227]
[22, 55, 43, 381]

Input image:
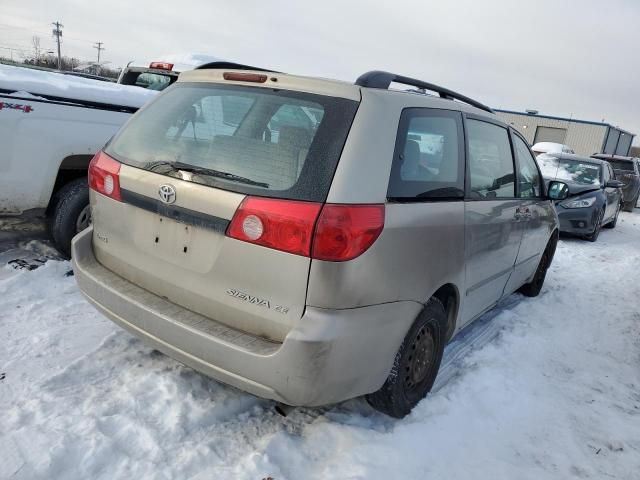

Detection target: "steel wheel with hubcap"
[367, 298, 447, 418]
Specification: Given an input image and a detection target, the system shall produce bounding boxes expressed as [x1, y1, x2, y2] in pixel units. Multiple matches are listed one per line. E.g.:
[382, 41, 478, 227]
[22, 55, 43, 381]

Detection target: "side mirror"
[606, 180, 624, 189]
[548, 180, 569, 200]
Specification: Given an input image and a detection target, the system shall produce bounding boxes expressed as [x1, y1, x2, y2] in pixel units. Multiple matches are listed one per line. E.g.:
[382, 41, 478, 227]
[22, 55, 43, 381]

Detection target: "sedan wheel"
[585, 208, 604, 242]
[604, 202, 620, 229]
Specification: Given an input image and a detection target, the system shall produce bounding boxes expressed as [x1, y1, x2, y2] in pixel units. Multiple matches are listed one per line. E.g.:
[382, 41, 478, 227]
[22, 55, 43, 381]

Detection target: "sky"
[1, 0, 639, 144]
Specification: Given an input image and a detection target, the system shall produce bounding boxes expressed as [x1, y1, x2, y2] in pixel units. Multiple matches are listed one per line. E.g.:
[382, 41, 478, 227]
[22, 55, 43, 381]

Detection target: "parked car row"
[537, 153, 624, 241]
[533, 143, 639, 241]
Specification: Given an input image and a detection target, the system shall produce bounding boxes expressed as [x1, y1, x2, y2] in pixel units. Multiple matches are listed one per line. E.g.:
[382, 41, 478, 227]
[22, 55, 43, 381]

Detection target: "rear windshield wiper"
[144, 161, 269, 188]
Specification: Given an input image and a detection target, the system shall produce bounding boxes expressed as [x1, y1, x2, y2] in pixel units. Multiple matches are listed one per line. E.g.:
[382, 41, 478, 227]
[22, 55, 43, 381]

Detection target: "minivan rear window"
[106, 83, 359, 202]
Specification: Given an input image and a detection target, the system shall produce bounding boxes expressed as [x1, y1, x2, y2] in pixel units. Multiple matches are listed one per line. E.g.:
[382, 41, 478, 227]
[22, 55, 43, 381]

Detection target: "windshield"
[608, 160, 635, 172]
[105, 83, 358, 202]
[135, 72, 173, 91]
[538, 157, 601, 186]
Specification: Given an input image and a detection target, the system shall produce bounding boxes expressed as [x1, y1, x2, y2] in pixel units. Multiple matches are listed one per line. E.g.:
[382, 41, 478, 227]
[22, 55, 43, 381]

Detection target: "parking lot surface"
[1, 214, 639, 479]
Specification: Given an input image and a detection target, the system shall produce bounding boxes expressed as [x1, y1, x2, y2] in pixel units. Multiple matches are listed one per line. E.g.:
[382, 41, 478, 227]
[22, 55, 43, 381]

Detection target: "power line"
[51, 21, 63, 70]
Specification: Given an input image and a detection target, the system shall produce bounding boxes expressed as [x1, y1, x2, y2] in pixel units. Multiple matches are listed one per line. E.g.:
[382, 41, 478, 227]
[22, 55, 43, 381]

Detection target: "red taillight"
[226, 198, 384, 261]
[88, 151, 121, 201]
[312, 204, 384, 261]
[149, 62, 174, 71]
[227, 197, 322, 257]
[223, 72, 268, 83]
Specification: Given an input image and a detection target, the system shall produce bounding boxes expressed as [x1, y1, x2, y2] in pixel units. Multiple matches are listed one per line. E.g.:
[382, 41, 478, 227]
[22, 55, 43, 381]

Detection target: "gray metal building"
[495, 109, 635, 156]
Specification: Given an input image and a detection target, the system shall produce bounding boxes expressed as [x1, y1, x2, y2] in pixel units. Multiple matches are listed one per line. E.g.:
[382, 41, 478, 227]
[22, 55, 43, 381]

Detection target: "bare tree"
[32, 36, 41, 63]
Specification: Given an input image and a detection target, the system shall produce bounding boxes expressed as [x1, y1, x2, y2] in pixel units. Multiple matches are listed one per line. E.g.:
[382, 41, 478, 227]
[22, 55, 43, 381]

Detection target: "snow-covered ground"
[1, 214, 639, 479]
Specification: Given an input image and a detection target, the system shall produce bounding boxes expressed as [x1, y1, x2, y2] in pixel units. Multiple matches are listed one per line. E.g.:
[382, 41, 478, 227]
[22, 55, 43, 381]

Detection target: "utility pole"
[32, 36, 41, 64]
[52, 21, 63, 70]
[93, 41, 104, 74]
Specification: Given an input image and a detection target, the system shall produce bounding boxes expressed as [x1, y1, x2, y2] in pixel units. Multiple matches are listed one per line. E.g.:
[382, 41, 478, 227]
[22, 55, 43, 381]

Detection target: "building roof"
[495, 109, 635, 137]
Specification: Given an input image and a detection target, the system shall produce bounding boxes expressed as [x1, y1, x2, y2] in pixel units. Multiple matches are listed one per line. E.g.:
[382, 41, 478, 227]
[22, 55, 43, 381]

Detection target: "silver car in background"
[72, 67, 567, 417]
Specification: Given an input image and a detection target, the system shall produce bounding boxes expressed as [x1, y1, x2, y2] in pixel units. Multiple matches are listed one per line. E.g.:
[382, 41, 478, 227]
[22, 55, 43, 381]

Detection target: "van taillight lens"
[88, 151, 121, 201]
[227, 197, 322, 256]
[227, 198, 384, 261]
[312, 204, 384, 261]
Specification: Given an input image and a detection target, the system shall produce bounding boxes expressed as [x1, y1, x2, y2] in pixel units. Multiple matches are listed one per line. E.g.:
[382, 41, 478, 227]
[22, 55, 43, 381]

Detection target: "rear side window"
[512, 133, 542, 198]
[467, 119, 515, 199]
[106, 83, 359, 202]
[609, 160, 635, 172]
[387, 109, 464, 200]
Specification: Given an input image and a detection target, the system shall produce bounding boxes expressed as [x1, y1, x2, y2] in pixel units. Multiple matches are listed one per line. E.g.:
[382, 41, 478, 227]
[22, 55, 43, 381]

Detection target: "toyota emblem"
[158, 184, 176, 204]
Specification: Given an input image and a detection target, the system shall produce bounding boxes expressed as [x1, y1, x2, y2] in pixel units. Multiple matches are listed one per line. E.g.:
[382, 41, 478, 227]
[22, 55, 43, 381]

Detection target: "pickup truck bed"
[0, 64, 157, 256]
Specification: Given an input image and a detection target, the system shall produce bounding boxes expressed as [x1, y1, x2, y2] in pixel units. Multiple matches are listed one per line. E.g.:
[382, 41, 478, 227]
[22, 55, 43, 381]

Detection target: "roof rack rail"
[195, 61, 278, 73]
[355, 70, 494, 114]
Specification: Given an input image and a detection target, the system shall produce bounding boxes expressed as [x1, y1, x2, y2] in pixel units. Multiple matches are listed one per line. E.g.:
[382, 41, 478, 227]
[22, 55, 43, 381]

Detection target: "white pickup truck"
[0, 64, 157, 256]
[116, 53, 223, 91]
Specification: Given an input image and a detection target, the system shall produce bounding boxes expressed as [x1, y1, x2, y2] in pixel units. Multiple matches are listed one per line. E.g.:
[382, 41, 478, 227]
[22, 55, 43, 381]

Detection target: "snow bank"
[0, 64, 157, 109]
[1, 216, 640, 479]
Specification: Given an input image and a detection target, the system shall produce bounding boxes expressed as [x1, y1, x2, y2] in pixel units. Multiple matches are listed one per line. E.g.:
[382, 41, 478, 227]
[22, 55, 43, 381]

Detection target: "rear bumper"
[556, 207, 597, 235]
[72, 227, 419, 406]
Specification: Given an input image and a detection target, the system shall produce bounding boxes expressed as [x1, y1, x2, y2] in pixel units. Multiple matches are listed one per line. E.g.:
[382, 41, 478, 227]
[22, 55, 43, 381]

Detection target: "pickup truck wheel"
[50, 178, 90, 258]
[519, 232, 557, 298]
[366, 298, 446, 418]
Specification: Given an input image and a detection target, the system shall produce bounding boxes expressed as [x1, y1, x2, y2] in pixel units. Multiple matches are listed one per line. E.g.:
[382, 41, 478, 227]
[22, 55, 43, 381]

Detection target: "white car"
[531, 142, 575, 157]
[0, 64, 157, 256]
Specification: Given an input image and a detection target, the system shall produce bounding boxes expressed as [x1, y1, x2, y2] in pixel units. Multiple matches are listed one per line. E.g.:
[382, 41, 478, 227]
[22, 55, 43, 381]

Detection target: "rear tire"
[366, 298, 447, 418]
[519, 232, 558, 298]
[49, 178, 90, 258]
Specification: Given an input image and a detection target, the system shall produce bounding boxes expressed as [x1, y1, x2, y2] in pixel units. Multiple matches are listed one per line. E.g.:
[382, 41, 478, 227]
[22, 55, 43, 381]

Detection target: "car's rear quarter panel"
[308, 90, 466, 317]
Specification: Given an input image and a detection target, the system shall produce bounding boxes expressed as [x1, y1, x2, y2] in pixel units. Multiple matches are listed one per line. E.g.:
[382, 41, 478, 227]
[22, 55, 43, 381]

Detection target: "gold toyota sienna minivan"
[72, 65, 568, 417]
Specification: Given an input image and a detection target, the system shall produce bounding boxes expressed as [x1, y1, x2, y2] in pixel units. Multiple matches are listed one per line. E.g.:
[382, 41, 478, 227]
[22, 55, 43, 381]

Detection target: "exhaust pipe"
[274, 402, 295, 417]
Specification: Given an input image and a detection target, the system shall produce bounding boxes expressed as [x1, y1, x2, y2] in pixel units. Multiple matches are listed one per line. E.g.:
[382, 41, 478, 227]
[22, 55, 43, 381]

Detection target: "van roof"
[178, 69, 362, 101]
[179, 68, 496, 117]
